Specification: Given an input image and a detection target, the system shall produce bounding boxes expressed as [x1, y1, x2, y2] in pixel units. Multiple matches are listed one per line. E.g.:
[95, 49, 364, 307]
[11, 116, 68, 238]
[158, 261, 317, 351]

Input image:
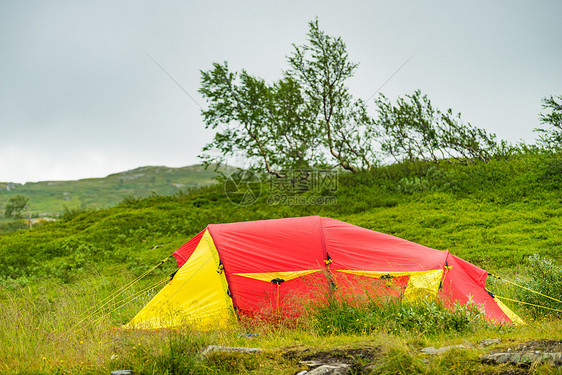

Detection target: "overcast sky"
[1, 0, 561, 183]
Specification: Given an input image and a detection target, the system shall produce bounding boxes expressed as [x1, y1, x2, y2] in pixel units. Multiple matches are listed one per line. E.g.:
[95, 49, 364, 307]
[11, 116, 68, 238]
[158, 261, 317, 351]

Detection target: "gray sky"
[1, 0, 561, 183]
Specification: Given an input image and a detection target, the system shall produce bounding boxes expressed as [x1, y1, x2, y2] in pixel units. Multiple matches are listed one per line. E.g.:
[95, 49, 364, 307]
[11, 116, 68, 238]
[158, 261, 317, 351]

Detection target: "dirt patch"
[283, 346, 381, 361]
[300, 347, 382, 363]
[492, 370, 528, 375]
[282, 346, 311, 360]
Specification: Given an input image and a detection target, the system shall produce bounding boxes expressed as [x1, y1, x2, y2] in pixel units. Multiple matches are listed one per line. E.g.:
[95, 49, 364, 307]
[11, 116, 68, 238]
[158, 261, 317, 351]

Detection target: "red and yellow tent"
[126, 216, 522, 329]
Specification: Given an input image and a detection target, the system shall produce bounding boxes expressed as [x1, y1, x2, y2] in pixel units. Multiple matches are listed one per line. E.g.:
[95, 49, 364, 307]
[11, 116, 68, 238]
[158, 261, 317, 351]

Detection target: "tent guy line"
[146, 52, 205, 111]
[364, 52, 416, 104]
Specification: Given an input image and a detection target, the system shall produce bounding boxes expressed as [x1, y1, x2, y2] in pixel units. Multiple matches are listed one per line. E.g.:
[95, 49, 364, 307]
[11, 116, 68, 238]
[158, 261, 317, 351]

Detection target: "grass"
[1, 278, 561, 374]
[0, 150, 560, 373]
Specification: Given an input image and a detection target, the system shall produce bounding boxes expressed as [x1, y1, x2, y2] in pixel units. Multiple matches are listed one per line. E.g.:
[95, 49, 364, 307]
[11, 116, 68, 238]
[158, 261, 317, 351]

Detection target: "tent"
[126, 216, 522, 329]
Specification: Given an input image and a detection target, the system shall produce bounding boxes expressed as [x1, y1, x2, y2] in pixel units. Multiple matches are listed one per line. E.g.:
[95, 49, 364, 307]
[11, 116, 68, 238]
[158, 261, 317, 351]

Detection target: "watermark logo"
[267, 194, 337, 206]
[224, 169, 338, 206]
[224, 170, 263, 206]
[268, 169, 338, 206]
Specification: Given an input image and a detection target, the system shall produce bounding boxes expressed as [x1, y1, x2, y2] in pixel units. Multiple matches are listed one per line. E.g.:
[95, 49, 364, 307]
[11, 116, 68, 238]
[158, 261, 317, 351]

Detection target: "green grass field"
[0, 151, 560, 374]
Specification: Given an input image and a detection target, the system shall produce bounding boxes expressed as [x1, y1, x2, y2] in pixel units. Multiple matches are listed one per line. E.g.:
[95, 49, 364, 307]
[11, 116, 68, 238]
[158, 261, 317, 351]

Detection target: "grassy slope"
[0, 152, 560, 374]
[2, 152, 559, 280]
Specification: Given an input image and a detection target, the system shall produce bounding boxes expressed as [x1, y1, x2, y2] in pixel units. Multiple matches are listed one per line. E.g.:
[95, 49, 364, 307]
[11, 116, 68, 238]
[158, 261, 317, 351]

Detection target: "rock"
[480, 340, 562, 366]
[295, 371, 308, 375]
[479, 338, 501, 347]
[299, 359, 350, 374]
[201, 345, 262, 356]
[462, 340, 475, 348]
[307, 364, 350, 375]
[111, 371, 133, 375]
[420, 347, 438, 354]
[420, 344, 467, 354]
[481, 351, 562, 366]
[300, 360, 327, 368]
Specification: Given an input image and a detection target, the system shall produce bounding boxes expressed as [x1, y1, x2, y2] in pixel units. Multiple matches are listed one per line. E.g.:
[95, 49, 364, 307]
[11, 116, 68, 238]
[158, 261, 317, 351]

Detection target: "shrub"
[60, 205, 93, 221]
[514, 254, 562, 318]
[394, 166, 458, 194]
[538, 153, 562, 189]
[310, 296, 486, 337]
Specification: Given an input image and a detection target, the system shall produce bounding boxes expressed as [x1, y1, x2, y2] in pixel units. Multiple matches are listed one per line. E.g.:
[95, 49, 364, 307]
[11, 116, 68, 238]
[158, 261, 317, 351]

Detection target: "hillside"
[0, 151, 560, 280]
[0, 164, 233, 219]
[0, 151, 561, 374]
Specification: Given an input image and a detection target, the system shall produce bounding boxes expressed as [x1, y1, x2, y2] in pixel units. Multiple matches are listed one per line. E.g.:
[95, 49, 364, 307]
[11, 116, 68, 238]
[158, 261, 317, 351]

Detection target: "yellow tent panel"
[233, 269, 322, 282]
[403, 269, 444, 301]
[494, 297, 525, 325]
[337, 269, 444, 301]
[125, 230, 235, 330]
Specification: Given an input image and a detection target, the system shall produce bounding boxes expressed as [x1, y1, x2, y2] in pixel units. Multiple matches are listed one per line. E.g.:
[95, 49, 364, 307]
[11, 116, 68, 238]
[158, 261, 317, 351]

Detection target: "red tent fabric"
[173, 229, 205, 267]
[165, 216, 517, 325]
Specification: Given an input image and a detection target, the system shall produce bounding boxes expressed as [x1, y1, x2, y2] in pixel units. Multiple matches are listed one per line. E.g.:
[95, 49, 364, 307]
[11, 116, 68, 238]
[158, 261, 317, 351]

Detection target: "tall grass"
[0, 279, 114, 373]
[491, 254, 562, 319]
[310, 297, 487, 337]
[1, 275, 561, 374]
[0, 277, 222, 374]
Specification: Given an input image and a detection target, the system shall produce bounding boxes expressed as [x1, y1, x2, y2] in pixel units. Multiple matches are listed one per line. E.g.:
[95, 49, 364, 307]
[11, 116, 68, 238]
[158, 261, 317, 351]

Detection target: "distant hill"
[0, 164, 233, 218]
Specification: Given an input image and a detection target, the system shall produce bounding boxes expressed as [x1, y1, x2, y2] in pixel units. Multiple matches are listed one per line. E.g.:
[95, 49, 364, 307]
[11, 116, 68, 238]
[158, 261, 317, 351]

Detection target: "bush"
[394, 166, 458, 194]
[310, 296, 486, 337]
[515, 254, 562, 318]
[538, 153, 562, 188]
[0, 219, 27, 234]
[60, 205, 93, 221]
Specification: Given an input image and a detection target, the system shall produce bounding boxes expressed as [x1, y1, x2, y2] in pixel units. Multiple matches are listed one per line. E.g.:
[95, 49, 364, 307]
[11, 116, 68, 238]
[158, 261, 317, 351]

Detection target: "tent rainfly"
[126, 216, 522, 329]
